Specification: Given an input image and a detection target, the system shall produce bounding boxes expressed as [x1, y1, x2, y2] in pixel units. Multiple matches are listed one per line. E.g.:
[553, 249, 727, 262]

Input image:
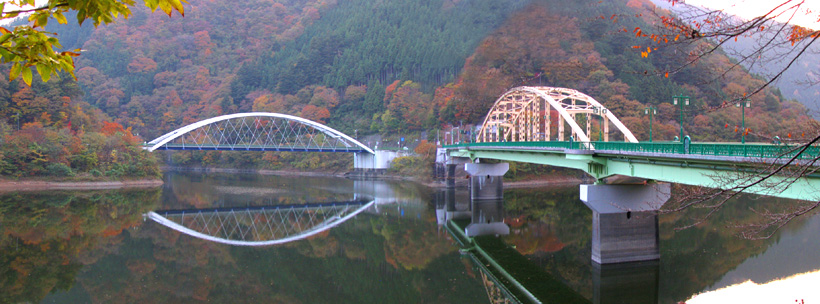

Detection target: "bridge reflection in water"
[146, 201, 375, 246]
[145, 179, 423, 246]
[436, 188, 660, 304]
[145, 177, 662, 303]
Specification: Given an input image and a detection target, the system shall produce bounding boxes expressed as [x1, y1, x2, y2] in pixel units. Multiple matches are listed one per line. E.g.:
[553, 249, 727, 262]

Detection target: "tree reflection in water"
[4, 173, 488, 303]
[0, 189, 161, 303]
[2, 172, 818, 303]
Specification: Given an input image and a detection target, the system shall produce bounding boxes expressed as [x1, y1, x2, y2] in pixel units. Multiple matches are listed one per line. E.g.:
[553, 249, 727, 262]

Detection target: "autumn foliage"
[2, 0, 815, 174]
[0, 73, 160, 178]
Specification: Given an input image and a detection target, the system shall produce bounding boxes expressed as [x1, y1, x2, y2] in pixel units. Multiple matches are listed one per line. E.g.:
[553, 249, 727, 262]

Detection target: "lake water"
[1, 171, 818, 303]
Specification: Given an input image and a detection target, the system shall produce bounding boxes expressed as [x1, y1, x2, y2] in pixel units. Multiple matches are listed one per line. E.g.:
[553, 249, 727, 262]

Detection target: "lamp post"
[736, 98, 750, 144]
[644, 106, 657, 142]
[672, 95, 690, 141]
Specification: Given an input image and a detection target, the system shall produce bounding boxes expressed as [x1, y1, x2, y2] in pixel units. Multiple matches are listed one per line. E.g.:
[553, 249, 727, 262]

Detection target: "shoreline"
[163, 166, 589, 188]
[0, 179, 164, 192]
[162, 166, 349, 177]
[0, 167, 590, 192]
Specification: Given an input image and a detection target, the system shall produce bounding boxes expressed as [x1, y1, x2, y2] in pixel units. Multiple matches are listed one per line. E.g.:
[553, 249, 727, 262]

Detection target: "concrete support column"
[433, 163, 445, 181]
[445, 164, 457, 188]
[579, 183, 671, 264]
[465, 163, 509, 200]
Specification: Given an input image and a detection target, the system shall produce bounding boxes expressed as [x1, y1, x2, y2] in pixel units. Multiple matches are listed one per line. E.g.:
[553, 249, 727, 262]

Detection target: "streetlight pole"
[672, 95, 690, 141]
[736, 98, 750, 144]
[644, 106, 656, 142]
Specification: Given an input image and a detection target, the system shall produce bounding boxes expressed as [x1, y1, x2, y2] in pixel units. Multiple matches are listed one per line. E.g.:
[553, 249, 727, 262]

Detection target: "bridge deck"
[444, 141, 820, 160]
[444, 141, 820, 200]
[145, 143, 369, 153]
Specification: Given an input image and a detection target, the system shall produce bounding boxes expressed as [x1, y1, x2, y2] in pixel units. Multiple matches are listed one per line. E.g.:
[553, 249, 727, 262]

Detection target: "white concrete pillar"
[579, 183, 671, 264]
[465, 163, 509, 200]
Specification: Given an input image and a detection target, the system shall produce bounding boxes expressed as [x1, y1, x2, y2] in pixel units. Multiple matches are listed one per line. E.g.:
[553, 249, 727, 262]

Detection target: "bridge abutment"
[465, 163, 509, 200]
[580, 183, 671, 264]
[351, 151, 405, 177]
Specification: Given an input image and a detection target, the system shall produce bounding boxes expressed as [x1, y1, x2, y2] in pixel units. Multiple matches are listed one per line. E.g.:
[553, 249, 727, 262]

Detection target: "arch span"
[145, 112, 375, 154]
[145, 201, 375, 246]
[476, 87, 638, 143]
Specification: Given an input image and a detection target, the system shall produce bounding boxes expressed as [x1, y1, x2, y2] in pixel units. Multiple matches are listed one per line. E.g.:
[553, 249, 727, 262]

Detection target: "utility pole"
[736, 98, 750, 144]
[644, 106, 656, 142]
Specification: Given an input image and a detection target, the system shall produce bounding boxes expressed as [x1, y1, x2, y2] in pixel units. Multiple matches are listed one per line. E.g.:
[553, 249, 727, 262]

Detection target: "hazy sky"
[3, 0, 819, 30]
[684, 0, 820, 30]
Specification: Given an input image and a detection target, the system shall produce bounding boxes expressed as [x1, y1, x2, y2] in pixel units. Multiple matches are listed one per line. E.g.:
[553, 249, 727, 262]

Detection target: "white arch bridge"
[476, 86, 638, 143]
[144, 112, 375, 154]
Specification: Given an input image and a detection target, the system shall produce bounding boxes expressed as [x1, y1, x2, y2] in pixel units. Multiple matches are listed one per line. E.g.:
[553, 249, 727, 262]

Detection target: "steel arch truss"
[477, 87, 638, 143]
[145, 201, 375, 246]
[145, 112, 375, 154]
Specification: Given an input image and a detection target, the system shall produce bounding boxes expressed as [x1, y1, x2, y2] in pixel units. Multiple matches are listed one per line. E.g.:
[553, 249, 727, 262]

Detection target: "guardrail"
[443, 141, 820, 160]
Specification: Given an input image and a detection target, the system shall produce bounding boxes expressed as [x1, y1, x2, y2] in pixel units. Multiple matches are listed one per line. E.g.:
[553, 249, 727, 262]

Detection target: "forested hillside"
[437, 0, 811, 142]
[1, 0, 815, 173]
[59, 0, 531, 140]
[0, 67, 160, 179]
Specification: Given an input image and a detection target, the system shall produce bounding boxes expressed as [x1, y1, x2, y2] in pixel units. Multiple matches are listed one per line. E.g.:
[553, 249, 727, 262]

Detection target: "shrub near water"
[0, 120, 160, 179]
[389, 156, 430, 178]
[45, 162, 75, 177]
[388, 140, 437, 179]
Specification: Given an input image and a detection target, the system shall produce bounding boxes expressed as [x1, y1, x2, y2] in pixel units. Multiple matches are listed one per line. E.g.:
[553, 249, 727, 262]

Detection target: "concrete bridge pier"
[443, 156, 471, 188]
[579, 183, 671, 264]
[445, 164, 457, 188]
[465, 163, 509, 201]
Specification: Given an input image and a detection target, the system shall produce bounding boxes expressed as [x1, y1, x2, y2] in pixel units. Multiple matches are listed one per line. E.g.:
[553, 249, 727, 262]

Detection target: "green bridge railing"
[443, 141, 820, 160]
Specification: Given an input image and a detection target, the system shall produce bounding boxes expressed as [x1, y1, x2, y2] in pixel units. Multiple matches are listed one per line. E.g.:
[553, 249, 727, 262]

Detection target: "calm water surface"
[0, 171, 818, 303]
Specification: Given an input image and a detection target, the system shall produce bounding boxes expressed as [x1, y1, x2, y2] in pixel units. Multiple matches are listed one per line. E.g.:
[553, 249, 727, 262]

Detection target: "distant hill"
[650, 0, 820, 116]
[735, 40, 820, 116]
[2, 0, 813, 151]
[434, 0, 812, 143]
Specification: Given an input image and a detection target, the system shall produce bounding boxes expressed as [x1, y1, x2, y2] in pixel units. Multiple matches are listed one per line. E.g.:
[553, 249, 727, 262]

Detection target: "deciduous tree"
[632, 0, 820, 238]
[0, 0, 187, 85]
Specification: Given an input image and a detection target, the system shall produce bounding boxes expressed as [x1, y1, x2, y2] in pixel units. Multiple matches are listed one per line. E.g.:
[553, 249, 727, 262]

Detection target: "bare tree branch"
[662, 124, 820, 238]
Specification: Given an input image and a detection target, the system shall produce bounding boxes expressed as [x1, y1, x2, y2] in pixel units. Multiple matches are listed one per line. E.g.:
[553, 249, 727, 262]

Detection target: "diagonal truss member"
[145, 112, 374, 154]
[477, 86, 638, 143]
